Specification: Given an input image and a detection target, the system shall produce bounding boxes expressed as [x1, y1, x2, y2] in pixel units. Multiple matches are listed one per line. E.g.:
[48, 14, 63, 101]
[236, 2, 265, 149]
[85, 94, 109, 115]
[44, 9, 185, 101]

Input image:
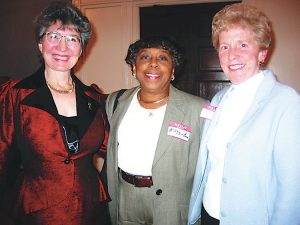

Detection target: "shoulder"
[1, 80, 21, 95]
[105, 87, 137, 120]
[77, 82, 107, 104]
[273, 82, 299, 102]
[0, 80, 22, 112]
[261, 69, 298, 100]
[260, 70, 300, 107]
[170, 85, 207, 106]
[107, 87, 137, 104]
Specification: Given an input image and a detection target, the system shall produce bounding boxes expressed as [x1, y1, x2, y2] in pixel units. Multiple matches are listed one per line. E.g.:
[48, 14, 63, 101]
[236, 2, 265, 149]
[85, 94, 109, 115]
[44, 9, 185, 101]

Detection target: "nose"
[228, 47, 237, 60]
[150, 58, 158, 68]
[56, 37, 68, 51]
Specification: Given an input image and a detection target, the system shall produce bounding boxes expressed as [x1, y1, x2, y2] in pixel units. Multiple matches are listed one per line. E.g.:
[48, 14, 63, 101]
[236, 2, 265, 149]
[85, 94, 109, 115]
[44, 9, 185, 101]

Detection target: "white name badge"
[167, 121, 192, 142]
[200, 103, 216, 120]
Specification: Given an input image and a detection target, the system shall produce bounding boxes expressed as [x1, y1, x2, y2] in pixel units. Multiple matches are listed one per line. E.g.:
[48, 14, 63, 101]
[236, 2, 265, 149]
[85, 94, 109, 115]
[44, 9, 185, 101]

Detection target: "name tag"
[200, 103, 216, 120]
[167, 121, 192, 142]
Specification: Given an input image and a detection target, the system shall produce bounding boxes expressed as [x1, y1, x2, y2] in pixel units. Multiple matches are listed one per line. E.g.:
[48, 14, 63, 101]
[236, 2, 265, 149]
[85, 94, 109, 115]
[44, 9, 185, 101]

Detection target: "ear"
[259, 49, 268, 63]
[38, 43, 43, 53]
[132, 65, 136, 74]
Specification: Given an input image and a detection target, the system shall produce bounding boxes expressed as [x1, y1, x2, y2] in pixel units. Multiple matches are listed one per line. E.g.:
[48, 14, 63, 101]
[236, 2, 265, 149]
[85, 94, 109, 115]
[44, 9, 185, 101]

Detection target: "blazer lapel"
[202, 87, 230, 145]
[235, 70, 276, 129]
[76, 83, 101, 138]
[198, 87, 230, 173]
[109, 88, 139, 173]
[16, 68, 60, 119]
[17, 68, 106, 158]
[152, 86, 184, 166]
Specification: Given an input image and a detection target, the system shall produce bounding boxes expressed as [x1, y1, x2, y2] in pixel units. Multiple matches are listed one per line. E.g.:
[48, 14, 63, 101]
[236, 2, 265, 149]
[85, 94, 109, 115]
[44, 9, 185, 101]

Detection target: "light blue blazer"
[188, 70, 300, 225]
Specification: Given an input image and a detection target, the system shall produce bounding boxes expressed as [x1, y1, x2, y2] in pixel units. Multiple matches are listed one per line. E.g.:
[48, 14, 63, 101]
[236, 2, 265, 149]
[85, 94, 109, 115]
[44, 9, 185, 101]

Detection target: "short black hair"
[35, 1, 91, 50]
[125, 36, 184, 72]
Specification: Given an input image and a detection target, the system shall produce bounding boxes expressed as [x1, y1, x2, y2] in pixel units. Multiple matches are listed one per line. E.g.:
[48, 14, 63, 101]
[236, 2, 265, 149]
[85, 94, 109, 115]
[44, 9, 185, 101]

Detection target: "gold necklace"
[46, 81, 75, 94]
[138, 91, 169, 104]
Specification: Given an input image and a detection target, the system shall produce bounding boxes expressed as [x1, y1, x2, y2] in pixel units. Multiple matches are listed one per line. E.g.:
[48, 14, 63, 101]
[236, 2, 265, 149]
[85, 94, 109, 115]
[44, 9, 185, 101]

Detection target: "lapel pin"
[88, 102, 92, 111]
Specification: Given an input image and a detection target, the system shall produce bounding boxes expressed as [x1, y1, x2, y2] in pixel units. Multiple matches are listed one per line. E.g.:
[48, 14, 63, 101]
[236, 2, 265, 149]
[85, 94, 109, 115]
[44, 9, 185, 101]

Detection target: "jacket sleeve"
[0, 81, 22, 221]
[105, 91, 120, 123]
[90, 83, 110, 159]
[97, 111, 109, 158]
[271, 94, 300, 225]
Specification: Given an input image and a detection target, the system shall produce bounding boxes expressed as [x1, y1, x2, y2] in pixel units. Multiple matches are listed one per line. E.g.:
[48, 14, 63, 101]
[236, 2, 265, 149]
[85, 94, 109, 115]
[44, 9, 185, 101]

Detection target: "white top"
[203, 72, 264, 219]
[118, 92, 167, 176]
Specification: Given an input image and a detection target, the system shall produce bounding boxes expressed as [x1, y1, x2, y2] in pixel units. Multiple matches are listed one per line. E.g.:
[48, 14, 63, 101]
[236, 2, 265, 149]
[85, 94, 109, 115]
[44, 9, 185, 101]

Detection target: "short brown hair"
[212, 3, 272, 50]
[35, 1, 91, 50]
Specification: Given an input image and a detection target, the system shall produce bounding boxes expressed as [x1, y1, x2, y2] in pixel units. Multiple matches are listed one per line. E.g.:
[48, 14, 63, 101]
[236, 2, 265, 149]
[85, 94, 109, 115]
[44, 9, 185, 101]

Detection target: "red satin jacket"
[0, 68, 110, 219]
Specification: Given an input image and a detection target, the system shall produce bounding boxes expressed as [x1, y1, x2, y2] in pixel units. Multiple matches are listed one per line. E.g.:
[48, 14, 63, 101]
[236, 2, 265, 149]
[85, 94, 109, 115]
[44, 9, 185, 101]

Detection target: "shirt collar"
[232, 71, 264, 93]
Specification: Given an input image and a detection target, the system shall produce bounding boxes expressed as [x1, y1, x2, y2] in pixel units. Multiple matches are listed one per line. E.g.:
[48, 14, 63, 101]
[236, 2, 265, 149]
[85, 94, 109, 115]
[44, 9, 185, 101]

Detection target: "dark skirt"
[201, 205, 220, 225]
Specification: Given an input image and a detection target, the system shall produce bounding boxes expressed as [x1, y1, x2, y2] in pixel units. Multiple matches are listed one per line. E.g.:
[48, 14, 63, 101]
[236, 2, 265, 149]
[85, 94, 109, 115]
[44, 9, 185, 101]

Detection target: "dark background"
[0, 0, 69, 81]
[140, 2, 240, 99]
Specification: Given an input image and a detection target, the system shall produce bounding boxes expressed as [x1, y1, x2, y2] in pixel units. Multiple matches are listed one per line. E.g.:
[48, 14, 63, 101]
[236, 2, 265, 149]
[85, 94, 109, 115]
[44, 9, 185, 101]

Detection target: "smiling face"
[218, 25, 268, 84]
[133, 48, 174, 94]
[38, 21, 82, 73]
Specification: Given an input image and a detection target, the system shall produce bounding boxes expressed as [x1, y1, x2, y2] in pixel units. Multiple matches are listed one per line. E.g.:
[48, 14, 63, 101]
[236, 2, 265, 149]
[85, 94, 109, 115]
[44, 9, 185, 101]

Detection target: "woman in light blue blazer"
[188, 3, 300, 225]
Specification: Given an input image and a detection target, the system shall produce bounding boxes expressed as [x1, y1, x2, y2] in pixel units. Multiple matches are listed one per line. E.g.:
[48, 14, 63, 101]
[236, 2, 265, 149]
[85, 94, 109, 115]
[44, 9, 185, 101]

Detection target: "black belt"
[120, 169, 153, 187]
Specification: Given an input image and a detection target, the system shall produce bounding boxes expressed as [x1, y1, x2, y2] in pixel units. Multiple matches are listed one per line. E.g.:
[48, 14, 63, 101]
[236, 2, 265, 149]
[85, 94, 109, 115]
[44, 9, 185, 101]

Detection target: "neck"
[46, 80, 75, 94]
[137, 90, 169, 105]
[44, 69, 75, 94]
[44, 68, 72, 85]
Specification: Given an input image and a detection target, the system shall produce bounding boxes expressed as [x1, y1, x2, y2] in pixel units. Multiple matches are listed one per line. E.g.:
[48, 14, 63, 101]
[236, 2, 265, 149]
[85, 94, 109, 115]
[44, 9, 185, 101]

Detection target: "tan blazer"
[106, 85, 205, 225]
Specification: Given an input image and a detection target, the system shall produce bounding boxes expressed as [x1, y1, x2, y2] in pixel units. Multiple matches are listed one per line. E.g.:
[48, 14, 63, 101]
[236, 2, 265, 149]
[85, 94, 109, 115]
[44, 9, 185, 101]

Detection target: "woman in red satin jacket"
[0, 1, 110, 225]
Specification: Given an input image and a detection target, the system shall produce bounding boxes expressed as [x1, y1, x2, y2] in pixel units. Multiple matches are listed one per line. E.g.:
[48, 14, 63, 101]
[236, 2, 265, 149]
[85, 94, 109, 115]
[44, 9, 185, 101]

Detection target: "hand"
[93, 154, 104, 173]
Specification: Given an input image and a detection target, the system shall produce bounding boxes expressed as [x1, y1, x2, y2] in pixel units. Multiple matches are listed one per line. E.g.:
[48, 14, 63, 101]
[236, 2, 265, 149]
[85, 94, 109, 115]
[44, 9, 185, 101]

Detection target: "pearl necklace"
[46, 81, 75, 94]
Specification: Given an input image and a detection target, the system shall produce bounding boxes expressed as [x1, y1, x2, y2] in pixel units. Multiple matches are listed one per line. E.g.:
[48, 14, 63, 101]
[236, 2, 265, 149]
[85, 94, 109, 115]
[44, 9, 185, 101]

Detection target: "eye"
[240, 43, 247, 48]
[66, 35, 81, 43]
[158, 55, 168, 61]
[219, 45, 229, 51]
[139, 53, 150, 60]
[47, 32, 60, 40]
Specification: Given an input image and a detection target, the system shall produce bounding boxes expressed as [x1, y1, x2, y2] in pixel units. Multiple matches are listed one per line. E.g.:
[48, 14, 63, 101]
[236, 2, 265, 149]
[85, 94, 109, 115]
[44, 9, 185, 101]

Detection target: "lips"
[145, 73, 160, 80]
[52, 54, 69, 61]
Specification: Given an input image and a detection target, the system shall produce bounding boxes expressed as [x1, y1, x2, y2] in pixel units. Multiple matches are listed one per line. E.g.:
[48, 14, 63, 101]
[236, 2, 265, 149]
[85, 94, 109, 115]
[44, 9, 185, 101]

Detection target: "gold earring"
[171, 74, 175, 81]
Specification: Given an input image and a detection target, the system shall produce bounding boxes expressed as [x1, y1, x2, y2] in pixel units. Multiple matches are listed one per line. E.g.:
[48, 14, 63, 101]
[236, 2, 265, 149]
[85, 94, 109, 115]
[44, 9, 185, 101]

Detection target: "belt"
[120, 169, 153, 187]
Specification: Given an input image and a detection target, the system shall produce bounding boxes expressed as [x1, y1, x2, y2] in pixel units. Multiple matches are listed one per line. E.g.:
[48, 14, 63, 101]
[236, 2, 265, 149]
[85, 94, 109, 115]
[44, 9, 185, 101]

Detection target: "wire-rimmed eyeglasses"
[44, 31, 81, 49]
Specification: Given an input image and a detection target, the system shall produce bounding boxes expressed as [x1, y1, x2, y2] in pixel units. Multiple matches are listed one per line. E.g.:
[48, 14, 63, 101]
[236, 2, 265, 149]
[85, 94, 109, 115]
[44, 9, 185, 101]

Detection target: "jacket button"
[64, 158, 70, 164]
[156, 189, 162, 195]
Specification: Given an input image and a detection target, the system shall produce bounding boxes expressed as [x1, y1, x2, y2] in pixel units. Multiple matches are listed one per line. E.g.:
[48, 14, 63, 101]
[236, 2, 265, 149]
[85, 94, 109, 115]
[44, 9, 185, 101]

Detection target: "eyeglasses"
[44, 31, 81, 49]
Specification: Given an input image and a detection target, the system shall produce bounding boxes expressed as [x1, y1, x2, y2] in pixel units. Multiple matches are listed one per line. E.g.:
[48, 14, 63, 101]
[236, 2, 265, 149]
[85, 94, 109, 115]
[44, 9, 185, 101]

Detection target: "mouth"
[228, 64, 244, 71]
[145, 73, 160, 80]
[52, 54, 69, 61]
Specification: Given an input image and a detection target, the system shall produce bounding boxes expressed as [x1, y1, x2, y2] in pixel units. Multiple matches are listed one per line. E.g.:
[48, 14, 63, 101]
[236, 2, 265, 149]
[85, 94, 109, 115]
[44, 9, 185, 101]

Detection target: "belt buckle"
[133, 175, 141, 187]
[134, 175, 151, 187]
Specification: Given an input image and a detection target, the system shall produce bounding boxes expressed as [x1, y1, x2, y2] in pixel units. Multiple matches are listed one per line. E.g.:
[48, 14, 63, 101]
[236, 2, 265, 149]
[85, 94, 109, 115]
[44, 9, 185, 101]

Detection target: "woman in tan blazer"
[104, 36, 205, 225]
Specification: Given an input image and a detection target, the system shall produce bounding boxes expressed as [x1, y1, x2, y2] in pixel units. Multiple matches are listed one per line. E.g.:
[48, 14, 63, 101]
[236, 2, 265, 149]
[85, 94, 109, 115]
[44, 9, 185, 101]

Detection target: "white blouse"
[118, 92, 167, 176]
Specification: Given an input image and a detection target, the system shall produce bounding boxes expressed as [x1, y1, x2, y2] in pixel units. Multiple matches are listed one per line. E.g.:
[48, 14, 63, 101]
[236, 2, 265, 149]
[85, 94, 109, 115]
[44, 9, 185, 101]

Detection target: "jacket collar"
[153, 85, 185, 166]
[14, 66, 105, 138]
[204, 69, 277, 147]
[13, 66, 93, 95]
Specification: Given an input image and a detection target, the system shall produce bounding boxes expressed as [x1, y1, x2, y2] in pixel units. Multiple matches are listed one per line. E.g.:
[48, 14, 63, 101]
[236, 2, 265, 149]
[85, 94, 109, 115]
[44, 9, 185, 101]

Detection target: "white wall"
[245, 0, 300, 92]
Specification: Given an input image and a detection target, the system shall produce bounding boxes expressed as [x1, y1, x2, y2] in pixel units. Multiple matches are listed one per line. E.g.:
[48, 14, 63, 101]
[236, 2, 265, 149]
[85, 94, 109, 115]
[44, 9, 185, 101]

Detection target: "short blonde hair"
[212, 3, 272, 50]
